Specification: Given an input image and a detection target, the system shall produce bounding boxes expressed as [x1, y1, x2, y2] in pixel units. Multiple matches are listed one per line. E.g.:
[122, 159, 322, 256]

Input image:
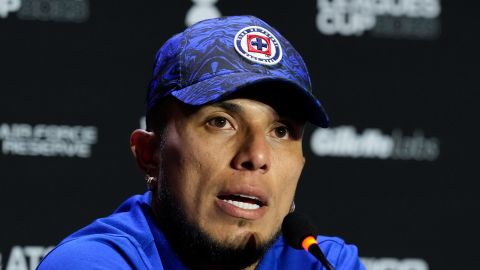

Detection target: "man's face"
[152, 94, 306, 267]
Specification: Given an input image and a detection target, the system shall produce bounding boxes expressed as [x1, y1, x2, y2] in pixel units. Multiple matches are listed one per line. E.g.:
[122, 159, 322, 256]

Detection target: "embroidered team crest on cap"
[234, 26, 283, 66]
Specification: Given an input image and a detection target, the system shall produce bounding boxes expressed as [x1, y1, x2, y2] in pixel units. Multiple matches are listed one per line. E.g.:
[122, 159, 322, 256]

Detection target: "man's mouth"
[217, 194, 265, 210]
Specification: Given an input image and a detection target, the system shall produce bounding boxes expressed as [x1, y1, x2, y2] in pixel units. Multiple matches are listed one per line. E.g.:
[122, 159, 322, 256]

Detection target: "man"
[38, 16, 366, 269]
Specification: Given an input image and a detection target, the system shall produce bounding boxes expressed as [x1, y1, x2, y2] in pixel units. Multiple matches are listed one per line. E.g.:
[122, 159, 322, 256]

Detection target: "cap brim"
[170, 72, 330, 127]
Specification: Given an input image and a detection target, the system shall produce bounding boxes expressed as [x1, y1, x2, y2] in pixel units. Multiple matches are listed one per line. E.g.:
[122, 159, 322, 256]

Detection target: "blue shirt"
[38, 192, 365, 270]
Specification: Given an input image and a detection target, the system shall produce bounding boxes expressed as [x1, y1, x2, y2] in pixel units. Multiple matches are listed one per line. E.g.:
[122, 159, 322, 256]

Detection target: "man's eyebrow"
[210, 101, 243, 114]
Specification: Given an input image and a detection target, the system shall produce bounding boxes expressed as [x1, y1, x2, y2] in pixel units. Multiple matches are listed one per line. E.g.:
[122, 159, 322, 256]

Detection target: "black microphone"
[282, 212, 335, 270]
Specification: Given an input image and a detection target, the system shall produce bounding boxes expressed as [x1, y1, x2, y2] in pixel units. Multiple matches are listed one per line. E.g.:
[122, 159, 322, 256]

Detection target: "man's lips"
[215, 189, 268, 220]
[217, 194, 265, 208]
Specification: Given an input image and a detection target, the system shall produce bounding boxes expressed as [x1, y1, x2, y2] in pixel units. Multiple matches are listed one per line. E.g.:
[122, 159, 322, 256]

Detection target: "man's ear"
[130, 129, 159, 175]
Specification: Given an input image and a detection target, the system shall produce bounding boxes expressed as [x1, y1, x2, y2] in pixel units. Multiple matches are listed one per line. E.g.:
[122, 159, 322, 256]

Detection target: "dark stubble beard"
[152, 178, 280, 270]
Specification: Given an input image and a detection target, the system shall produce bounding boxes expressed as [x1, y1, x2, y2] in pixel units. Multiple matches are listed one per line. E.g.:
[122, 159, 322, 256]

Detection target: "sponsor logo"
[0, 0, 21, 18]
[0, 123, 97, 158]
[361, 257, 429, 270]
[185, 0, 220, 26]
[1, 246, 53, 270]
[310, 125, 440, 161]
[316, 0, 441, 39]
[234, 26, 283, 66]
[0, 0, 89, 23]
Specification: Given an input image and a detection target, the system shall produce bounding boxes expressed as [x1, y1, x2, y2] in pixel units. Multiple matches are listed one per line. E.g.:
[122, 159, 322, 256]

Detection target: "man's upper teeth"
[235, 194, 259, 200]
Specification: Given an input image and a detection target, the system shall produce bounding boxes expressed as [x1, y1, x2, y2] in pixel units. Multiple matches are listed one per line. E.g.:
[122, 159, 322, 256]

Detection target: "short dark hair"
[146, 96, 176, 134]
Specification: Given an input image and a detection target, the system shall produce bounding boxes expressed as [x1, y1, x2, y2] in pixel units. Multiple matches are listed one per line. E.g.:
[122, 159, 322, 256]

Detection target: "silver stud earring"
[145, 175, 157, 190]
[289, 201, 296, 213]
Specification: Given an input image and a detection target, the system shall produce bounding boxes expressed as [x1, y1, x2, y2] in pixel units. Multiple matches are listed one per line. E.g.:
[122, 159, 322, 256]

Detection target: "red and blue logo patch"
[234, 26, 282, 66]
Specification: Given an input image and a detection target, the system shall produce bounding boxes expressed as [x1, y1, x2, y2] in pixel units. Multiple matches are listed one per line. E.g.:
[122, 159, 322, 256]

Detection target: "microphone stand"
[307, 243, 335, 270]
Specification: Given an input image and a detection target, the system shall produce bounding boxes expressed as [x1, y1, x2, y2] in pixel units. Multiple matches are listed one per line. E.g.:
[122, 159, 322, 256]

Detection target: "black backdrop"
[1, 1, 479, 269]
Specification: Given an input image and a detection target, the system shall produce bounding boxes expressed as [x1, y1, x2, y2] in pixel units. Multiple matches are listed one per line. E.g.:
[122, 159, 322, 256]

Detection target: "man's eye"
[274, 126, 289, 138]
[207, 117, 231, 129]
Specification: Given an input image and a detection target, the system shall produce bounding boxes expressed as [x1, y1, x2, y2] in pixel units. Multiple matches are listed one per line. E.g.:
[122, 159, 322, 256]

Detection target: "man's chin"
[170, 220, 278, 269]
[212, 230, 266, 251]
[190, 228, 279, 270]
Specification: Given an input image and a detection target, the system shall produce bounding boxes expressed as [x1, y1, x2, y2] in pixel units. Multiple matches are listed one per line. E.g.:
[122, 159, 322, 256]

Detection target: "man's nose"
[231, 131, 270, 173]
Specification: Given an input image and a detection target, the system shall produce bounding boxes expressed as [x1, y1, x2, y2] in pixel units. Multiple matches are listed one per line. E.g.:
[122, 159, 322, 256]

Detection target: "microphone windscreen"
[282, 212, 318, 249]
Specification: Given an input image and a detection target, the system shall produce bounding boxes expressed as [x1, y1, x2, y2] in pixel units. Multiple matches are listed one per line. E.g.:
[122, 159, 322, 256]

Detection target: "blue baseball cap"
[147, 15, 330, 127]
